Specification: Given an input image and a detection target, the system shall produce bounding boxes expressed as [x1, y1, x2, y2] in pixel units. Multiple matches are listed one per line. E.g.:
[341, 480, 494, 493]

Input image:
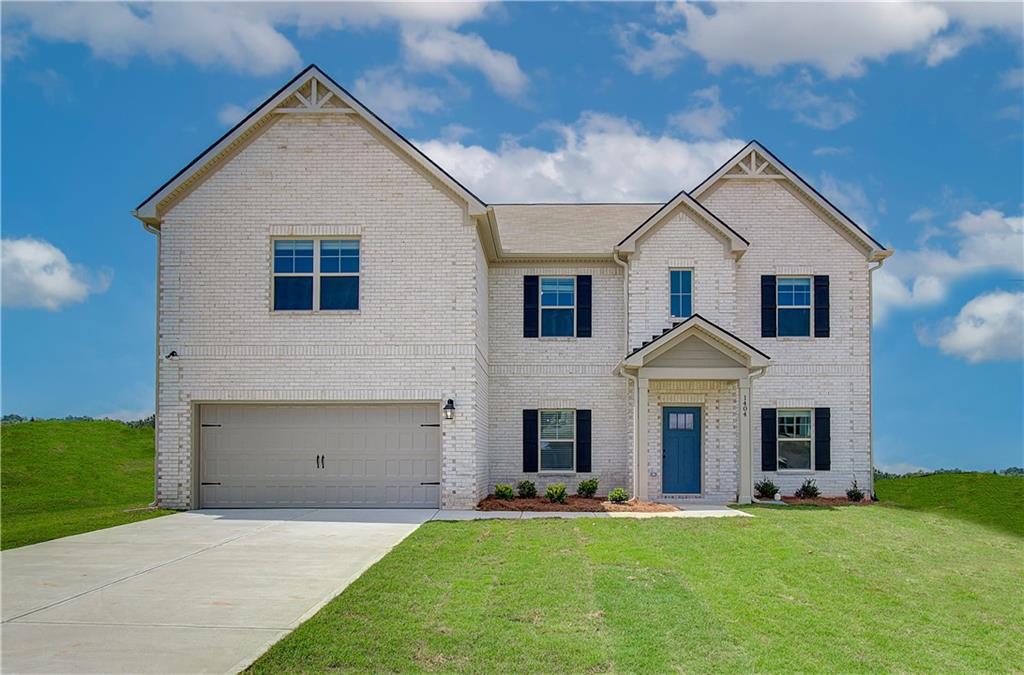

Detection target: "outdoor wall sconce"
[443, 399, 455, 420]
[165, 350, 178, 359]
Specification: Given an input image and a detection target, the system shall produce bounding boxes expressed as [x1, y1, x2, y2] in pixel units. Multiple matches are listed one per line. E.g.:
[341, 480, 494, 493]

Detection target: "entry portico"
[619, 315, 770, 504]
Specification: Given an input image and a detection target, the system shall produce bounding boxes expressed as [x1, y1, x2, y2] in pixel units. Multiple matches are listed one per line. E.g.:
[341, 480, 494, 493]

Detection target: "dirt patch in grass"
[478, 496, 678, 512]
[780, 496, 872, 506]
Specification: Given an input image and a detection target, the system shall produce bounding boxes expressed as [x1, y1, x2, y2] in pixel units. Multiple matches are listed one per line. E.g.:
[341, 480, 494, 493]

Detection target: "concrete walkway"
[1, 504, 746, 673]
[1, 509, 433, 674]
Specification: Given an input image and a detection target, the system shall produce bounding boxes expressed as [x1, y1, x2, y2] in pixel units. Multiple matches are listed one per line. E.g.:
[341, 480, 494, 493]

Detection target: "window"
[668, 411, 694, 430]
[273, 239, 359, 311]
[777, 409, 812, 470]
[670, 269, 693, 318]
[777, 277, 811, 336]
[540, 277, 575, 337]
[539, 409, 575, 471]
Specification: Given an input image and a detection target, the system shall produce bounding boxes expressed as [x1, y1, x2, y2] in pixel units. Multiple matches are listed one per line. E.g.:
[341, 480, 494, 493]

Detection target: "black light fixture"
[443, 399, 455, 420]
[165, 350, 178, 359]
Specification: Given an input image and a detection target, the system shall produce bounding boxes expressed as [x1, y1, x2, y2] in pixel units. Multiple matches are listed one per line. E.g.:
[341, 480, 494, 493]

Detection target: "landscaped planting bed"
[477, 495, 678, 512]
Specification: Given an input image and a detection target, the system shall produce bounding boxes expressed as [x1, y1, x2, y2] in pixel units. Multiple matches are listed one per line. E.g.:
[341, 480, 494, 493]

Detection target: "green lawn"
[252, 474, 1023, 673]
[1, 420, 172, 549]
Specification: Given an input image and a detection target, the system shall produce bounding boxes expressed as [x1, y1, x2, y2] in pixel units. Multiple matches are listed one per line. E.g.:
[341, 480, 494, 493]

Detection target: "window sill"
[536, 336, 578, 341]
[777, 469, 815, 474]
[538, 471, 577, 476]
[270, 310, 361, 315]
[775, 336, 813, 341]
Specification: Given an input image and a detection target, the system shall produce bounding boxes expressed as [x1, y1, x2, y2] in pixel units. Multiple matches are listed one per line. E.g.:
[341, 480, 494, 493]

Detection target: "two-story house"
[133, 65, 892, 510]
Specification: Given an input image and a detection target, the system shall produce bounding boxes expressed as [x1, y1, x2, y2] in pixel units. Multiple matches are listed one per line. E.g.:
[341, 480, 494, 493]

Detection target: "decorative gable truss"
[273, 77, 354, 114]
[720, 147, 785, 180]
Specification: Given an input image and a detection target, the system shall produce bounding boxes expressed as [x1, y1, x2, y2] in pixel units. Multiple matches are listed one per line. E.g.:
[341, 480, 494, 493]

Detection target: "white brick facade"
[139, 71, 885, 508]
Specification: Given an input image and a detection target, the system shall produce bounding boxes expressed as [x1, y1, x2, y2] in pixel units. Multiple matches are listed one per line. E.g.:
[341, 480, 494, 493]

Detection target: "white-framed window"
[777, 276, 811, 337]
[670, 269, 693, 319]
[273, 238, 359, 311]
[778, 409, 812, 470]
[540, 276, 575, 337]
[539, 409, 575, 471]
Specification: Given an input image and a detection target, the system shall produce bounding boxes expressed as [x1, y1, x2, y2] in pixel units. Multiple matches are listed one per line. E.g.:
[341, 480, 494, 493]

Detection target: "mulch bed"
[477, 495, 678, 512]
[780, 496, 872, 506]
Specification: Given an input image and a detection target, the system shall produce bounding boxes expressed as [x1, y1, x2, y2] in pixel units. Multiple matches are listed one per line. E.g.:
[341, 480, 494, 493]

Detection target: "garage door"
[199, 404, 441, 508]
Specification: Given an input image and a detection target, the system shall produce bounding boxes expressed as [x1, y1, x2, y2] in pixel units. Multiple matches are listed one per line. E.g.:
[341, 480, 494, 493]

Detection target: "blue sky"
[2, 2, 1022, 472]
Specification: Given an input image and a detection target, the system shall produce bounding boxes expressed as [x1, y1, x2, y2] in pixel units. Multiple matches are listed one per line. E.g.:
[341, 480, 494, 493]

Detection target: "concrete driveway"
[1, 509, 434, 674]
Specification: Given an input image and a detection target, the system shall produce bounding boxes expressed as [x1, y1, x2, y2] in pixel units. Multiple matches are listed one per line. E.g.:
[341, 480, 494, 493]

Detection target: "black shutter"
[576, 275, 592, 338]
[761, 275, 777, 338]
[814, 408, 831, 471]
[575, 409, 592, 472]
[761, 408, 777, 471]
[523, 276, 539, 338]
[814, 275, 830, 338]
[523, 409, 538, 472]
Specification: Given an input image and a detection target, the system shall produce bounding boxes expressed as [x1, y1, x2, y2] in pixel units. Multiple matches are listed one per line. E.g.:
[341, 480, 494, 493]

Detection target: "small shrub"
[577, 478, 600, 498]
[494, 483, 514, 500]
[545, 482, 568, 504]
[794, 478, 821, 499]
[608, 487, 630, 503]
[846, 479, 865, 502]
[754, 478, 779, 499]
[516, 480, 537, 498]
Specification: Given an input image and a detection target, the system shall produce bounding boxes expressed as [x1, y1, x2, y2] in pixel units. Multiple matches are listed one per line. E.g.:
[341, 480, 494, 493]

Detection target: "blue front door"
[663, 407, 701, 494]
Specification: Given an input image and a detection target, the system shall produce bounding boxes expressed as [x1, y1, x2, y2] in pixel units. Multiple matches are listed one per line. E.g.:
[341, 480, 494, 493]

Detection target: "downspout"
[745, 365, 768, 503]
[140, 217, 161, 509]
[867, 257, 886, 498]
[613, 250, 641, 499]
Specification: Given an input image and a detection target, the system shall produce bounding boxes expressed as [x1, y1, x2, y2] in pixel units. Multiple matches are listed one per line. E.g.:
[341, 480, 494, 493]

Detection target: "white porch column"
[637, 376, 649, 501]
[738, 376, 752, 504]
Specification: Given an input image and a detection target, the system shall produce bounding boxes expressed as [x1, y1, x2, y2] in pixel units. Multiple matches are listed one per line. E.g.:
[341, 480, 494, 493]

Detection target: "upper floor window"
[273, 239, 359, 311]
[777, 276, 811, 336]
[540, 276, 575, 337]
[777, 409, 812, 470]
[539, 409, 575, 471]
[670, 269, 693, 319]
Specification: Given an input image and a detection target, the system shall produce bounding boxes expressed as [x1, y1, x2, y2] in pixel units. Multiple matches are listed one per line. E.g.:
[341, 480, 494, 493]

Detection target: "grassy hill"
[876, 472, 1023, 537]
[1, 420, 171, 549]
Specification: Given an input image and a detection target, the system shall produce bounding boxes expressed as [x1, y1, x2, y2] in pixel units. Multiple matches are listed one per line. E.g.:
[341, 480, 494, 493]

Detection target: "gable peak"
[274, 74, 353, 114]
[723, 147, 784, 180]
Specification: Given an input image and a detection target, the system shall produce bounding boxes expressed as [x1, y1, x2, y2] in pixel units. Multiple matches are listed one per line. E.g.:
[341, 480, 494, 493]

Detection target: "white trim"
[539, 276, 576, 338]
[538, 408, 576, 473]
[615, 193, 748, 258]
[622, 316, 770, 369]
[271, 236, 360, 312]
[669, 268, 694, 319]
[776, 275, 812, 338]
[777, 408, 813, 471]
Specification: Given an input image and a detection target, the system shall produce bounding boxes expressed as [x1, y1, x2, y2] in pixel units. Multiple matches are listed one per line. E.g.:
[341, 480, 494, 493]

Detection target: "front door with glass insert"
[662, 406, 701, 494]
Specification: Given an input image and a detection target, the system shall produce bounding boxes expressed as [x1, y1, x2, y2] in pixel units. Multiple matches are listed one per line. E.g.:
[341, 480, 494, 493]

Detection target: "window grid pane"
[540, 410, 574, 439]
[670, 270, 693, 318]
[274, 240, 314, 274]
[540, 277, 575, 336]
[320, 240, 359, 275]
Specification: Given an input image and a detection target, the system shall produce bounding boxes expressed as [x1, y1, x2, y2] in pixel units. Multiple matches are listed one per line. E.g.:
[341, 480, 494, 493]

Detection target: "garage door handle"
[201, 482, 221, 486]
[420, 481, 440, 485]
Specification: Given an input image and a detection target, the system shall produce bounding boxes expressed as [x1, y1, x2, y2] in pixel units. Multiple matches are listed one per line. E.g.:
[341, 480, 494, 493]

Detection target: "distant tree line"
[875, 466, 1024, 480]
[1, 414, 155, 428]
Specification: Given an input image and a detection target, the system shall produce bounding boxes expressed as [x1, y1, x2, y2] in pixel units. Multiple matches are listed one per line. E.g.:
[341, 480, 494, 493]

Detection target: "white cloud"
[217, 103, 248, 126]
[999, 67, 1024, 91]
[667, 85, 734, 139]
[1, 237, 111, 310]
[417, 113, 744, 202]
[818, 172, 877, 229]
[934, 291, 1024, 363]
[400, 26, 528, 99]
[874, 209, 1024, 322]
[773, 74, 858, 129]
[812, 146, 851, 157]
[619, 2, 1020, 79]
[352, 67, 443, 126]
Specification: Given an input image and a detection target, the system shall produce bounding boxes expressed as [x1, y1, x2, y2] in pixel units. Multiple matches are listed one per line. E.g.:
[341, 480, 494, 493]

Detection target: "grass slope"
[876, 472, 1023, 537]
[252, 475, 1023, 673]
[1, 420, 171, 549]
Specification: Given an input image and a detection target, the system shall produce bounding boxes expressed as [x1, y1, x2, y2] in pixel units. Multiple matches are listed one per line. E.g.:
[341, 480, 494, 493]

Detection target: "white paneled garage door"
[199, 404, 441, 508]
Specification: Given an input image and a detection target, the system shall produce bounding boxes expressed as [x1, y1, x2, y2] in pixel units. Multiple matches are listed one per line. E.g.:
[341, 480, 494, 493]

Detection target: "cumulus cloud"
[933, 291, 1024, 363]
[417, 113, 744, 202]
[812, 146, 851, 157]
[3, 3, 527, 101]
[1, 237, 111, 310]
[874, 209, 1024, 323]
[667, 85, 734, 139]
[217, 103, 248, 126]
[818, 172, 879, 230]
[772, 75, 858, 129]
[619, 2, 1020, 79]
[352, 67, 444, 126]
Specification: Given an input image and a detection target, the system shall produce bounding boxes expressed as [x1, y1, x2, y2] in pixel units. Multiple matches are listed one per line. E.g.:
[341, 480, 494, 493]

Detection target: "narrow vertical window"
[273, 240, 314, 310]
[539, 409, 576, 471]
[319, 240, 359, 310]
[670, 269, 693, 318]
[777, 409, 812, 470]
[777, 277, 811, 336]
[540, 277, 575, 337]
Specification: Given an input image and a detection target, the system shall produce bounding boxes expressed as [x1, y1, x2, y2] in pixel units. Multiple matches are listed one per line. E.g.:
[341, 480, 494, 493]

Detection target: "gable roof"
[622, 314, 770, 369]
[133, 64, 487, 225]
[690, 140, 892, 262]
[614, 188, 749, 257]
[490, 203, 660, 259]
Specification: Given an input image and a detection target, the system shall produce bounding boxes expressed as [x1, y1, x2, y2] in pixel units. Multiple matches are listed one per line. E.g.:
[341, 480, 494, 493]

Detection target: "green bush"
[795, 478, 821, 499]
[494, 483, 514, 500]
[515, 480, 537, 498]
[545, 483, 568, 504]
[608, 487, 630, 503]
[576, 478, 600, 498]
[846, 479, 865, 502]
[754, 478, 779, 499]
